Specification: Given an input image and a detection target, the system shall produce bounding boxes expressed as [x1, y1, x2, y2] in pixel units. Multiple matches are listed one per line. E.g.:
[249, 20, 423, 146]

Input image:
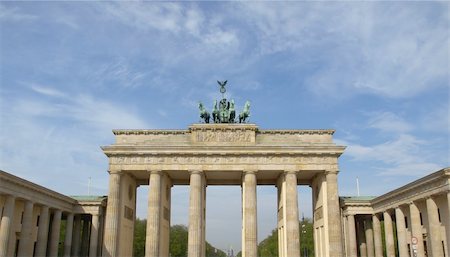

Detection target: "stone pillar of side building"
[89, 214, 100, 257]
[277, 170, 300, 257]
[49, 209, 62, 257]
[188, 170, 206, 257]
[371, 214, 383, 257]
[346, 214, 357, 257]
[326, 170, 344, 257]
[35, 205, 50, 257]
[356, 218, 367, 257]
[394, 207, 409, 257]
[17, 200, 34, 257]
[103, 170, 137, 257]
[409, 202, 425, 257]
[63, 213, 74, 257]
[426, 197, 444, 257]
[145, 170, 172, 257]
[383, 211, 395, 257]
[242, 170, 257, 257]
[72, 214, 82, 257]
[0, 195, 15, 257]
[364, 217, 374, 257]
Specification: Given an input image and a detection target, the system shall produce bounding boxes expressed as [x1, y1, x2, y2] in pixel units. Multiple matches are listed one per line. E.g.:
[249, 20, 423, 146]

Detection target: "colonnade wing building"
[0, 170, 106, 257]
[0, 123, 449, 257]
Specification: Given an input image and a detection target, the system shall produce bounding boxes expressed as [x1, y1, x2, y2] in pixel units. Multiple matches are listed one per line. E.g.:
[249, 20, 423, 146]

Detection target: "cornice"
[0, 170, 77, 206]
[258, 129, 335, 135]
[113, 129, 188, 135]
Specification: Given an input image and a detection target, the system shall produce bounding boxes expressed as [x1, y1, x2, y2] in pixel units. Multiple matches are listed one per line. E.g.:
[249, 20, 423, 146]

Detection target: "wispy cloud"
[0, 4, 37, 22]
[367, 112, 412, 133]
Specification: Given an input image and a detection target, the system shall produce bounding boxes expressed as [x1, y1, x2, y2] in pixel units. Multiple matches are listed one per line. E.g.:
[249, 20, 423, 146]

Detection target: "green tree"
[170, 224, 189, 257]
[133, 218, 147, 257]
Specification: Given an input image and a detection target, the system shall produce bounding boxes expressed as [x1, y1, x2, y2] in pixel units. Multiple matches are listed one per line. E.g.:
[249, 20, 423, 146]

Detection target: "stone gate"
[101, 123, 346, 257]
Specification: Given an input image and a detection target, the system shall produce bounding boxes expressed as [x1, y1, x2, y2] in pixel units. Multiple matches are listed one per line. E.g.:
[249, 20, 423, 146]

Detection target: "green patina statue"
[199, 80, 250, 124]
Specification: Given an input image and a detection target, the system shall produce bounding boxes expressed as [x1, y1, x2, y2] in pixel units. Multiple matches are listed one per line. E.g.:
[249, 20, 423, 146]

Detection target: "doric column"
[372, 214, 383, 257]
[426, 197, 444, 257]
[0, 195, 15, 257]
[357, 218, 367, 257]
[35, 205, 50, 257]
[17, 200, 34, 257]
[383, 211, 395, 257]
[409, 202, 425, 257]
[188, 170, 205, 257]
[89, 214, 100, 257]
[242, 170, 257, 257]
[49, 209, 62, 257]
[364, 218, 374, 257]
[72, 214, 82, 257]
[395, 207, 408, 257]
[64, 213, 74, 257]
[285, 170, 300, 257]
[146, 170, 162, 257]
[347, 215, 357, 257]
[326, 171, 344, 257]
[102, 170, 122, 257]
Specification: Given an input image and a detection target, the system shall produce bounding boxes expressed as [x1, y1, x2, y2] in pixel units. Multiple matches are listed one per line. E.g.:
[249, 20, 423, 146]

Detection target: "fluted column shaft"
[326, 171, 343, 257]
[0, 195, 16, 257]
[89, 214, 100, 257]
[409, 202, 425, 257]
[383, 211, 395, 257]
[146, 171, 162, 257]
[72, 215, 82, 257]
[64, 213, 74, 257]
[17, 200, 34, 257]
[49, 209, 62, 257]
[372, 214, 383, 257]
[426, 197, 444, 257]
[36, 205, 50, 257]
[102, 171, 122, 257]
[395, 207, 408, 257]
[188, 170, 205, 257]
[285, 171, 300, 257]
[242, 171, 257, 257]
[364, 218, 374, 257]
[347, 215, 357, 257]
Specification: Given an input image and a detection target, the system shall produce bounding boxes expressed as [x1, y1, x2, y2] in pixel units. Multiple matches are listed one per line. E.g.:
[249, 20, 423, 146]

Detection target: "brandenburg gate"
[101, 82, 346, 257]
[101, 123, 345, 257]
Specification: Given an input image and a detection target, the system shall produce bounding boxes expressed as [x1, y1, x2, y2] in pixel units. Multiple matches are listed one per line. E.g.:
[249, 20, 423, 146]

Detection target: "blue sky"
[1, 1, 449, 252]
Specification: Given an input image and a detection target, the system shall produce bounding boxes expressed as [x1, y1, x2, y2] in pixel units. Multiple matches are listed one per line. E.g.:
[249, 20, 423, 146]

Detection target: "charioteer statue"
[198, 80, 250, 124]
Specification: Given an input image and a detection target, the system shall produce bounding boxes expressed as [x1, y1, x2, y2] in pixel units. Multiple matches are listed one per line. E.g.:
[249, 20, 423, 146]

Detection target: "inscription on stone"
[314, 206, 323, 221]
[124, 206, 134, 220]
[195, 130, 252, 143]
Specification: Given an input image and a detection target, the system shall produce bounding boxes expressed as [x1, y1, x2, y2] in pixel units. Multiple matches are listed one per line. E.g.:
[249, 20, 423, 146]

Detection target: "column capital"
[189, 170, 203, 175]
[325, 169, 339, 175]
[148, 170, 162, 175]
[108, 169, 122, 175]
[284, 169, 298, 175]
[243, 170, 258, 175]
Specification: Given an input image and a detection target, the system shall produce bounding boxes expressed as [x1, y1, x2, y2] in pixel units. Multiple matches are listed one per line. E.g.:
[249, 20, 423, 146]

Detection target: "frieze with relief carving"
[109, 155, 337, 166]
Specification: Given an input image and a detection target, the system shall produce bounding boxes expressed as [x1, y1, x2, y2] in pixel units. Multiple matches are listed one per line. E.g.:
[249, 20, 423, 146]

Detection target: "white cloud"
[338, 134, 444, 177]
[0, 4, 37, 21]
[29, 84, 67, 98]
[367, 112, 412, 133]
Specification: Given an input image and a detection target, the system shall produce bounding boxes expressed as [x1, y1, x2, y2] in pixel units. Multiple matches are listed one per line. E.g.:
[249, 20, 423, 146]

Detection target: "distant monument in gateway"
[101, 81, 345, 257]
